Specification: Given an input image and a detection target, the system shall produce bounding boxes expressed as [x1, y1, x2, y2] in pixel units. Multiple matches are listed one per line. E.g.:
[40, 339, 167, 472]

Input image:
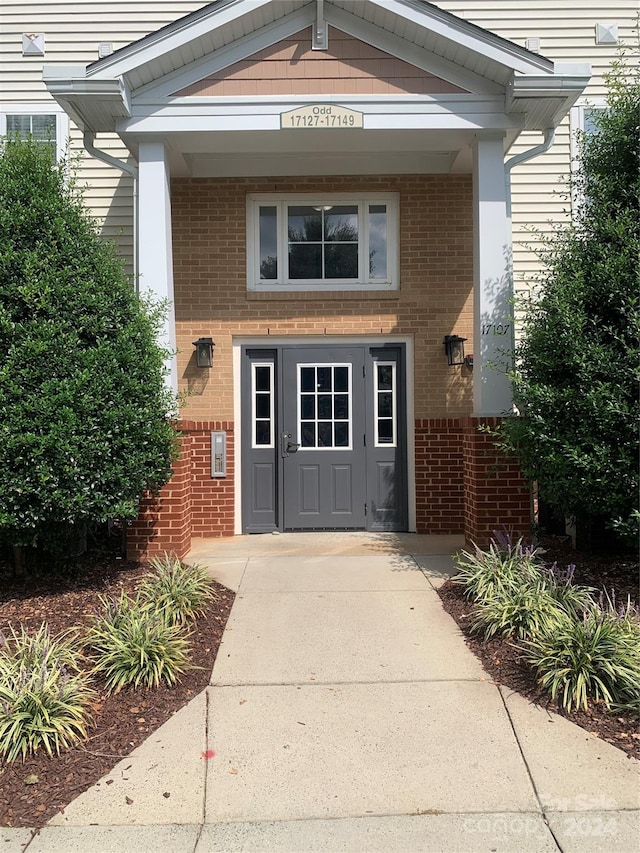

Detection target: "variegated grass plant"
[85, 592, 192, 694]
[138, 553, 218, 627]
[453, 535, 544, 604]
[523, 597, 640, 713]
[0, 624, 95, 762]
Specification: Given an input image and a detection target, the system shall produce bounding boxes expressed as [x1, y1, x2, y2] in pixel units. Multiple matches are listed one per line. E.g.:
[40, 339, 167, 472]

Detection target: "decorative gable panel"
[174, 26, 468, 97]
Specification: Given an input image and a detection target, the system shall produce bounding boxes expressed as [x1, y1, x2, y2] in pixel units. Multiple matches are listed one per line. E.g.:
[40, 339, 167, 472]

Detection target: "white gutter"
[82, 132, 140, 293]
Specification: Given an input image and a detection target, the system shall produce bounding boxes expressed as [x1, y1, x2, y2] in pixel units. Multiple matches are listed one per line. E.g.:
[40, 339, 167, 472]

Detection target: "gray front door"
[241, 343, 407, 532]
[282, 345, 366, 530]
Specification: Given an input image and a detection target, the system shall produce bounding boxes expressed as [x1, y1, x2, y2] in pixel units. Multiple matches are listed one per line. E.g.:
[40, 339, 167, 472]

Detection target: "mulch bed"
[1, 534, 637, 829]
[0, 551, 234, 829]
[437, 535, 640, 762]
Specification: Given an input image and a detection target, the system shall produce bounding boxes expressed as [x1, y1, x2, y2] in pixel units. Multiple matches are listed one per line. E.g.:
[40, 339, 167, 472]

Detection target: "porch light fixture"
[193, 337, 214, 368]
[443, 334, 467, 366]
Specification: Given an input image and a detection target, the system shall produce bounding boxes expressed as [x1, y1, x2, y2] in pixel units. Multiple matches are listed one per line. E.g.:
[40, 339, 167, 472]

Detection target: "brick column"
[462, 417, 531, 547]
[415, 418, 465, 534]
[126, 433, 193, 562]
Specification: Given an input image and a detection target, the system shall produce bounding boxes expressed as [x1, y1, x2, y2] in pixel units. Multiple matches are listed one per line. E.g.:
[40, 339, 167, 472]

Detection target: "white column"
[472, 134, 513, 415]
[137, 140, 177, 396]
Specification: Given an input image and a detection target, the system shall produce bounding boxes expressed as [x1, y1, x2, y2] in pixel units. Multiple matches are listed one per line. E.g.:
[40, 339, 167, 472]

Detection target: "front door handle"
[281, 432, 300, 457]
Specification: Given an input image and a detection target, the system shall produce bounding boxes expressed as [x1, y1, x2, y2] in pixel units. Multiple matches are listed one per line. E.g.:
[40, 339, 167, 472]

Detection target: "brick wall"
[126, 432, 193, 562]
[462, 417, 531, 547]
[126, 420, 234, 560]
[127, 175, 529, 553]
[415, 418, 465, 534]
[172, 174, 474, 423]
[184, 420, 235, 537]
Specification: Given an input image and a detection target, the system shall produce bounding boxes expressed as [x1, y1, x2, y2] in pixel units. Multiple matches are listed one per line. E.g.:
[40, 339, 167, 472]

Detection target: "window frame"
[247, 192, 399, 292]
[296, 362, 353, 451]
[0, 103, 69, 162]
[569, 99, 607, 215]
[251, 362, 275, 449]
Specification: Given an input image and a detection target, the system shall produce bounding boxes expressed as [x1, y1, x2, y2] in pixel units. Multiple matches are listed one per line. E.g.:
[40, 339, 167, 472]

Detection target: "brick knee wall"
[126, 420, 235, 562]
[462, 417, 531, 547]
[415, 418, 465, 534]
[126, 433, 193, 562]
[185, 420, 235, 537]
[126, 415, 530, 559]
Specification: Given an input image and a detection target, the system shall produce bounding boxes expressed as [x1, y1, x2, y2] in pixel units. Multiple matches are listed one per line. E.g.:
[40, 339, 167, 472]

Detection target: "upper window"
[247, 193, 399, 291]
[1, 105, 68, 161]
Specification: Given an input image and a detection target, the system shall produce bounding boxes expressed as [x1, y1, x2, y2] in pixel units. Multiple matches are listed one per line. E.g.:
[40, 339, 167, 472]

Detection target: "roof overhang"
[42, 0, 591, 174]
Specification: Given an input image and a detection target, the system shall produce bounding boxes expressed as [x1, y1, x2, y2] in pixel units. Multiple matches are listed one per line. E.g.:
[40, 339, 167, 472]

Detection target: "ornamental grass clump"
[453, 534, 543, 604]
[524, 597, 640, 713]
[139, 553, 217, 627]
[0, 624, 95, 762]
[86, 593, 191, 694]
[471, 574, 570, 641]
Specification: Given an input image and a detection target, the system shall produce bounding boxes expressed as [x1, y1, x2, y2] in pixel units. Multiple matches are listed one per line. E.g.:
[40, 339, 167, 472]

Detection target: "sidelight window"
[251, 363, 274, 448]
[374, 362, 396, 447]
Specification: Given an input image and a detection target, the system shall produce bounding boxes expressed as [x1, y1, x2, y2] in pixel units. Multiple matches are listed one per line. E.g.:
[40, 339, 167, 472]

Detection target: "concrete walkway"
[6, 533, 639, 852]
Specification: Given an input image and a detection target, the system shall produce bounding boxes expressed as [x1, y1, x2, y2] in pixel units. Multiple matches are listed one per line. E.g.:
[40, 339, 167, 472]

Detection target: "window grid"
[374, 361, 397, 447]
[251, 363, 274, 448]
[0, 107, 67, 162]
[249, 193, 398, 292]
[298, 364, 352, 450]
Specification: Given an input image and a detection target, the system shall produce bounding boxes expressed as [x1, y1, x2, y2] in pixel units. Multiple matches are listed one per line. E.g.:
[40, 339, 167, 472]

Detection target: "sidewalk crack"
[498, 684, 564, 852]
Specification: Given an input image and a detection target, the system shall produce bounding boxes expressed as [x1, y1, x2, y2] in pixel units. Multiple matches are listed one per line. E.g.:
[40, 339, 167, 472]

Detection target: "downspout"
[83, 131, 140, 293]
[503, 129, 555, 525]
[504, 128, 555, 219]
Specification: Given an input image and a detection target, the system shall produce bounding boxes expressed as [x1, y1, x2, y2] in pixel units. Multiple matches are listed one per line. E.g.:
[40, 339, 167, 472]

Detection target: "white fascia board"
[86, 0, 274, 80]
[116, 108, 521, 134]
[43, 65, 89, 80]
[130, 94, 506, 117]
[136, 4, 316, 101]
[365, 0, 553, 76]
[327, 4, 502, 96]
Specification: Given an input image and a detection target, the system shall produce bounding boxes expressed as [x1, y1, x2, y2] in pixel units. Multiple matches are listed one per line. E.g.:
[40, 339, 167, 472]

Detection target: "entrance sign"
[281, 105, 363, 129]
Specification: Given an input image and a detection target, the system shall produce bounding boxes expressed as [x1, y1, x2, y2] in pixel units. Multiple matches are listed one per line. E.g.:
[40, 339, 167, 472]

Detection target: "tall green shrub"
[0, 139, 178, 557]
[498, 54, 640, 544]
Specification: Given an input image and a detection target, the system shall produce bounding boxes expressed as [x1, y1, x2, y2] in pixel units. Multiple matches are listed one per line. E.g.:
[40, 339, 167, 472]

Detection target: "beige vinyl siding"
[0, 2, 206, 268]
[436, 1, 638, 290]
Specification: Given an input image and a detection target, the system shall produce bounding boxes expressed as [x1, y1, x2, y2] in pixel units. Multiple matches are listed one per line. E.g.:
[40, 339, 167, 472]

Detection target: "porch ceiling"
[142, 127, 478, 176]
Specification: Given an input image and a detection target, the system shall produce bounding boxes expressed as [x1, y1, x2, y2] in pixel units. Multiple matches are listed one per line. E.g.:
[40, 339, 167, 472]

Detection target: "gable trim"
[87, 0, 276, 80]
[326, 5, 503, 96]
[136, 5, 316, 101]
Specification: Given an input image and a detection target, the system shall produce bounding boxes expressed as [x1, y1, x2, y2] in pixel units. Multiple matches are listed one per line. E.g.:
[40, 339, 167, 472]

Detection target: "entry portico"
[43, 0, 590, 555]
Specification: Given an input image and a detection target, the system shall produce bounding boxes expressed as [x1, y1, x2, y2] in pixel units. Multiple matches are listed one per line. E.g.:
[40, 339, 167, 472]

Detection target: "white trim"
[137, 5, 316, 100]
[569, 99, 607, 215]
[373, 361, 397, 448]
[86, 0, 277, 80]
[0, 103, 69, 162]
[232, 334, 416, 534]
[247, 192, 399, 292]
[296, 363, 353, 451]
[251, 362, 275, 449]
[326, 4, 503, 96]
[364, 0, 553, 76]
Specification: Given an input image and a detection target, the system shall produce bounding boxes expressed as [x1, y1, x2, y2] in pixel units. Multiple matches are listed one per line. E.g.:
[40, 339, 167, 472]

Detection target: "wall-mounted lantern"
[443, 334, 467, 366]
[193, 337, 214, 368]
